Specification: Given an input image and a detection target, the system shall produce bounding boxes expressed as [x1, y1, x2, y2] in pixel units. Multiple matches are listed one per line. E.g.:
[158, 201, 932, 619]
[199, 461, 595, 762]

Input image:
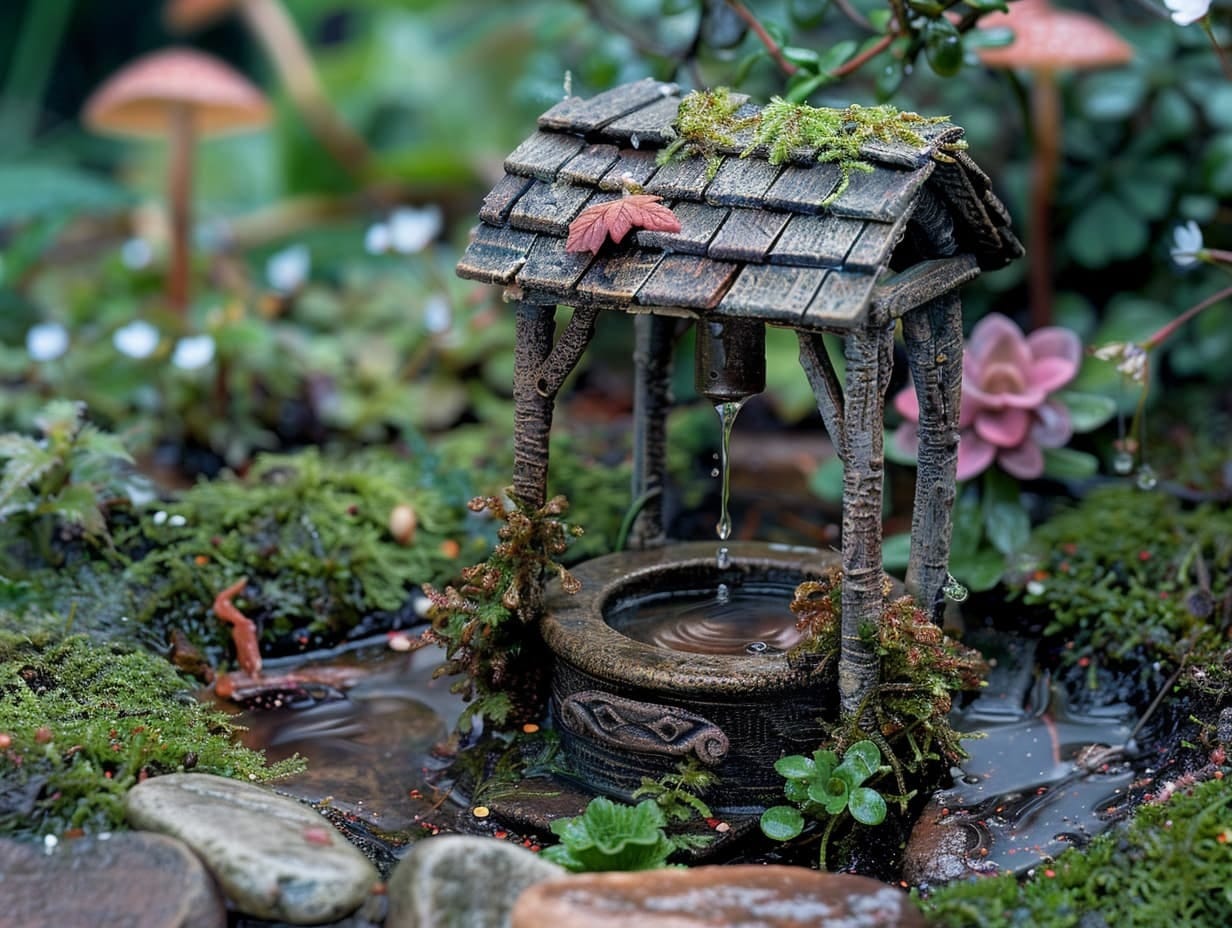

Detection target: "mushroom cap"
[163, 0, 238, 34]
[83, 47, 270, 138]
[978, 0, 1133, 70]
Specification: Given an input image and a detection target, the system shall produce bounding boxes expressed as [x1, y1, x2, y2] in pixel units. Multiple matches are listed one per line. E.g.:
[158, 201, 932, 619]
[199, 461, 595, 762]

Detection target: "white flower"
[387, 206, 443, 254]
[364, 222, 391, 254]
[1163, 0, 1210, 25]
[1092, 342, 1148, 384]
[171, 334, 216, 370]
[112, 320, 160, 359]
[266, 243, 310, 294]
[26, 322, 68, 362]
[423, 294, 452, 333]
[1171, 220, 1205, 267]
[121, 237, 152, 270]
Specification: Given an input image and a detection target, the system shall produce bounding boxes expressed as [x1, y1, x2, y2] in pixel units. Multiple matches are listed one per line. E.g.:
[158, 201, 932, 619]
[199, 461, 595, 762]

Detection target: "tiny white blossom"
[26, 322, 68, 362]
[387, 206, 442, 254]
[1171, 220, 1204, 267]
[171, 334, 216, 370]
[112, 320, 160, 359]
[121, 237, 153, 270]
[1092, 342, 1148, 384]
[1163, 0, 1210, 25]
[364, 222, 391, 254]
[266, 243, 310, 293]
[423, 294, 452, 333]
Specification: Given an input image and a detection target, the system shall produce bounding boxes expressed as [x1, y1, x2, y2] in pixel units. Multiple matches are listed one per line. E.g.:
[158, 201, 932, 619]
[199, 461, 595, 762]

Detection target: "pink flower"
[894, 313, 1082, 481]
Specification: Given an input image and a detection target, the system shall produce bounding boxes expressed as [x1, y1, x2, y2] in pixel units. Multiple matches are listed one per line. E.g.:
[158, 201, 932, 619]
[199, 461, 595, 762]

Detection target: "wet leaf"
[760, 804, 805, 840]
[565, 195, 681, 254]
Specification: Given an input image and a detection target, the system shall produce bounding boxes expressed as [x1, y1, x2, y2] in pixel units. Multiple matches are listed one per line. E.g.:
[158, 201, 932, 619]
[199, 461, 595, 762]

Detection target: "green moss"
[920, 775, 1232, 927]
[659, 88, 960, 205]
[1013, 485, 1232, 672]
[0, 630, 303, 839]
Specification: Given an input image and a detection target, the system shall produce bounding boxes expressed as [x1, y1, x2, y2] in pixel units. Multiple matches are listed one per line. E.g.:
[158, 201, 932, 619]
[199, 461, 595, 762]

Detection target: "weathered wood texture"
[628, 313, 678, 549]
[459, 80, 1021, 334]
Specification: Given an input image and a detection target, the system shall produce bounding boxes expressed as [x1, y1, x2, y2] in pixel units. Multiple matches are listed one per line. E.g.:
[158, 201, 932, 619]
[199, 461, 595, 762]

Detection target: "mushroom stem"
[1028, 68, 1059, 330]
[167, 100, 195, 316]
[239, 0, 373, 179]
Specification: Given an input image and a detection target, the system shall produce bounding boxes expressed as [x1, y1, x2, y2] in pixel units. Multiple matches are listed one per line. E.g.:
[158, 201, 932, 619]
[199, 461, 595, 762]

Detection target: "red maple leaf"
[565, 194, 681, 254]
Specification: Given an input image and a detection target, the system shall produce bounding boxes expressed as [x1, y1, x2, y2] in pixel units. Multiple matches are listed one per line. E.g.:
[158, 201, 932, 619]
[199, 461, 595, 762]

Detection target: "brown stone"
[0, 832, 225, 928]
[510, 865, 927, 928]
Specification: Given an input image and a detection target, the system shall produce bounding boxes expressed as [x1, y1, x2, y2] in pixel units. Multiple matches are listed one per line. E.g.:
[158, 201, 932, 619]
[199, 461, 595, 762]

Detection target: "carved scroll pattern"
[559, 690, 730, 765]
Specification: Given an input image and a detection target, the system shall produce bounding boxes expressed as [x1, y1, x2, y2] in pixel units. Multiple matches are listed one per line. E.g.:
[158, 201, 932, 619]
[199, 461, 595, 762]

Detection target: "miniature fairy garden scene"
[2, 1, 1231, 925]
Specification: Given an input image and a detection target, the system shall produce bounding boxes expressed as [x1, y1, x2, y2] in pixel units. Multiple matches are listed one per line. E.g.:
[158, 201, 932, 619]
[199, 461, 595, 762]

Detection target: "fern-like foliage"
[0, 400, 139, 552]
[632, 757, 718, 823]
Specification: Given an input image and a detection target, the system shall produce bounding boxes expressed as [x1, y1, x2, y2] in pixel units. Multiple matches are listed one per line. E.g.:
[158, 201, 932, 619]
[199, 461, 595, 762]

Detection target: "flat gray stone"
[0, 832, 225, 928]
[125, 773, 378, 925]
[386, 835, 566, 928]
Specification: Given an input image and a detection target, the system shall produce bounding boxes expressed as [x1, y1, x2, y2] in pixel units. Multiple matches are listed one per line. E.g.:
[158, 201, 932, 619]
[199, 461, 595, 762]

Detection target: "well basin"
[540, 541, 842, 812]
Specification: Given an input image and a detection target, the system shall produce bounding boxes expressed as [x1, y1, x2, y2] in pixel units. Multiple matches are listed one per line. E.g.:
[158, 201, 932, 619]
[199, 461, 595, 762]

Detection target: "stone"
[0, 831, 225, 928]
[510, 865, 928, 928]
[385, 835, 566, 928]
[125, 773, 379, 925]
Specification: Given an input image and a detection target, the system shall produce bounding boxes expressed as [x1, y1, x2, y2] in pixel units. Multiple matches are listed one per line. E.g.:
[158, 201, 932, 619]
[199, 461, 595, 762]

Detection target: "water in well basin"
[607, 585, 802, 655]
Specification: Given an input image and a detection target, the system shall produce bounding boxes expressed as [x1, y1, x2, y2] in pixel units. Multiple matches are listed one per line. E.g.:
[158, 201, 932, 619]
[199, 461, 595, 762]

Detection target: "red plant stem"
[213, 577, 262, 678]
[725, 0, 798, 75]
[1028, 69, 1060, 330]
[166, 101, 193, 316]
[1201, 18, 1232, 81]
[1143, 282, 1232, 351]
[831, 33, 895, 78]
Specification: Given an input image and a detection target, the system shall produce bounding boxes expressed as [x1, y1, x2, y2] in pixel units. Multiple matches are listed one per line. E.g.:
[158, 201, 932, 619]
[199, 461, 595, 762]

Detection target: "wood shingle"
[459, 80, 1022, 333]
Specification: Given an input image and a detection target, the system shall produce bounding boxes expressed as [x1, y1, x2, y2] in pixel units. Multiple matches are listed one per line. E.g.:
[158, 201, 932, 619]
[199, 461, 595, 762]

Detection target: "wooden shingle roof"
[457, 79, 1022, 332]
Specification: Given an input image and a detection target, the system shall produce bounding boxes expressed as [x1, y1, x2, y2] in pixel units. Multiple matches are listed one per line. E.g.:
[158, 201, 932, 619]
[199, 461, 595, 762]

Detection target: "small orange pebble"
[194, 555, 209, 566]
[34, 727, 53, 744]
[0, 733, 11, 749]
[494, 830, 508, 840]
[715, 821, 731, 833]
[387, 632, 413, 652]
[472, 806, 490, 818]
[521, 723, 540, 734]
[1044, 868, 1056, 878]
[440, 539, 461, 558]
[372, 882, 387, 896]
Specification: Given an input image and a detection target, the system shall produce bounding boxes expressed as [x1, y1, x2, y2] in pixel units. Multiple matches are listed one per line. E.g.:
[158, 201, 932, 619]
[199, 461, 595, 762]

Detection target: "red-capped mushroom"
[83, 47, 270, 315]
[978, 0, 1133, 328]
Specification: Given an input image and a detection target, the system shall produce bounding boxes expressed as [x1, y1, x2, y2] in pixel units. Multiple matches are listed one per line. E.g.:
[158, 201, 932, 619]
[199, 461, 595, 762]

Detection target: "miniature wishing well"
[457, 80, 1021, 808]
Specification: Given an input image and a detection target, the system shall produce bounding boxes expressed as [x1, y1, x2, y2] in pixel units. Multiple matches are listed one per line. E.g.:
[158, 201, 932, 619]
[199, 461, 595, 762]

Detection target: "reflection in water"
[608, 586, 801, 656]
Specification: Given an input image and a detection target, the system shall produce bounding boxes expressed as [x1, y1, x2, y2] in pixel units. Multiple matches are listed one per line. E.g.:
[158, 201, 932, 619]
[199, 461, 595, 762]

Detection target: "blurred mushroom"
[164, 0, 373, 180]
[978, 0, 1132, 328]
[83, 47, 270, 316]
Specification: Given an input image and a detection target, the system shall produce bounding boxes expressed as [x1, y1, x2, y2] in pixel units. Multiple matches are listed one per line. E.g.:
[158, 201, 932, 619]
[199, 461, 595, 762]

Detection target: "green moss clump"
[659, 88, 959, 204]
[0, 630, 303, 839]
[1013, 485, 1232, 672]
[790, 570, 986, 791]
[919, 775, 1232, 927]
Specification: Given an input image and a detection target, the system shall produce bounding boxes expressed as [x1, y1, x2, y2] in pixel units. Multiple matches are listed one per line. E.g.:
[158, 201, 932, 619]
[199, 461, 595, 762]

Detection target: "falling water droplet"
[710, 467, 721, 478]
[943, 573, 969, 602]
[1135, 464, 1158, 491]
[716, 546, 731, 570]
[1112, 450, 1134, 475]
[716, 582, 731, 605]
[714, 400, 745, 543]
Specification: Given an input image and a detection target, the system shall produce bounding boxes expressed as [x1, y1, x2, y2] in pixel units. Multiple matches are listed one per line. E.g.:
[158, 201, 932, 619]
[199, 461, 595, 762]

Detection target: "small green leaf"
[842, 740, 882, 780]
[949, 547, 1006, 591]
[810, 775, 850, 814]
[811, 748, 839, 777]
[1055, 391, 1117, 433]
[760, 805, 805, 840]
[788, 0, 831, 27]
[1041, 447, 1100, 479]
[983, 470, 1030, 556]
[783, 46, 822, 72]
[924, 19, 963, 77]
[848, 786, 888, 825]
[774, 754, 816, 779]
[784, 778, 810, 803]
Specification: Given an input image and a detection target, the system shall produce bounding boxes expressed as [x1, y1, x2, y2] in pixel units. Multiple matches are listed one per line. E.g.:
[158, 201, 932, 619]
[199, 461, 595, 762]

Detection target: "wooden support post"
[512, 302, 558, 510]
[902, 291, 963, 621]
[628, 312, 676, 549]
[838, 321, 895, 722]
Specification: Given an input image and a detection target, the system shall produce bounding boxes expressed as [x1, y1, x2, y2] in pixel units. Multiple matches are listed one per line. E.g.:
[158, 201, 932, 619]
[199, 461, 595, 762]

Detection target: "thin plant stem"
[1200, 17, 1232, 81]
[724, 0, 799, 75]
[1143, 283, 1232, 350]
[831, 34, 896, 78]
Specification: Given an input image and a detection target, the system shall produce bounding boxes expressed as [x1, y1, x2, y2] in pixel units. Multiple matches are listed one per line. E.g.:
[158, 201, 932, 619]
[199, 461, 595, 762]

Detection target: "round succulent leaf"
[760, 805, 806, 841]
[784, 777, 811, 804]
[848, 786, 888, 825]
[809, 774, 850, 815]
[842, 740, 882, 781]
[775, 754, 815, 779]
